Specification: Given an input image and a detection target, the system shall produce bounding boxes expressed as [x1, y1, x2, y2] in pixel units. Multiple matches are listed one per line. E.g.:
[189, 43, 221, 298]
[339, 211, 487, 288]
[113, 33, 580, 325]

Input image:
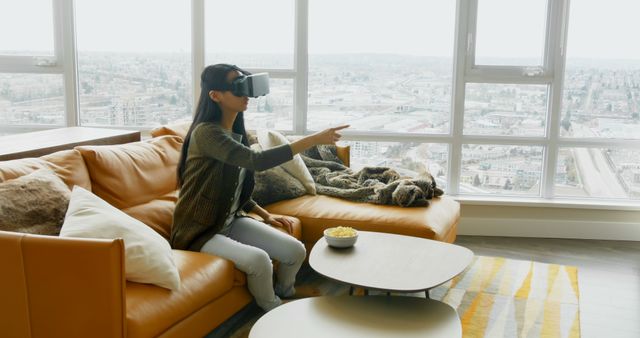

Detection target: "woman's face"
[212, 70, 249, 113]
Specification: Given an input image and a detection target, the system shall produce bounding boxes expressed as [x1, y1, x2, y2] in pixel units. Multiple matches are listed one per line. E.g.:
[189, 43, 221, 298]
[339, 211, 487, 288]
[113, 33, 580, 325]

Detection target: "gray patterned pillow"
[252, 166, 308, 206]
[0, 169, 71, 236]
[250, 144, 307, 206]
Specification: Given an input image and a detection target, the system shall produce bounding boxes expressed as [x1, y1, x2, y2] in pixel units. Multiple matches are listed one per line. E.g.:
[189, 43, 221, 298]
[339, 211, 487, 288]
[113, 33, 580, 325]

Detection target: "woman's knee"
[284, 240, 307, 264]
[240, 250, 273, 277]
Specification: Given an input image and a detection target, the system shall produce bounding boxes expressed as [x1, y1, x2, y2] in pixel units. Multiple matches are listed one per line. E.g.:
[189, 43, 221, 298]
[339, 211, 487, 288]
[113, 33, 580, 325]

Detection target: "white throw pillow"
[257, 129, 317, 195]
[60, 186, 181, 291]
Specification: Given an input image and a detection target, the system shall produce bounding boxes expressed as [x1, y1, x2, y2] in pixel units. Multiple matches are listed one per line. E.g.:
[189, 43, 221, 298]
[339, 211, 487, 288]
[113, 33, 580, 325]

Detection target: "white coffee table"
[249, 296, 461, 338]
[309, 231, 474, 296]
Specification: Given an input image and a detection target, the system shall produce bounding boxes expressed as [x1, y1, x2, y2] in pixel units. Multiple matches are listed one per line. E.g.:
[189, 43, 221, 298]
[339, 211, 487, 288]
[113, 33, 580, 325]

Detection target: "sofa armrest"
[0, 231, 126, 338]
[336, 145, 350, 167]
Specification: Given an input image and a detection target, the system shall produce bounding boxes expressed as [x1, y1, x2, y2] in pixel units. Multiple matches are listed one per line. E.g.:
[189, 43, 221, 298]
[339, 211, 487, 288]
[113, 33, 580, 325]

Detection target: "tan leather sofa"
[0, 125, 459, 338]
[0, 136, 267, 338]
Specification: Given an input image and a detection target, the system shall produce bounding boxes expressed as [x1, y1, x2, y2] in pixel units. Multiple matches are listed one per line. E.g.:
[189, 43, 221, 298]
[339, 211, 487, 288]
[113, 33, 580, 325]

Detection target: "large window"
[205, 0, 294, 69]
[555, 0, 640, 200]
[0, 1, 55, 56]
[205, 0, 295, 131]
[455, 0, 554, 200]
[0, 0, 64, 132]
[474, 0, 547, 66]
[2, 0, 639, 205]
[75, 0, 191, 128]
[308, 0, 456, 134]
[561, 0, 640, 140]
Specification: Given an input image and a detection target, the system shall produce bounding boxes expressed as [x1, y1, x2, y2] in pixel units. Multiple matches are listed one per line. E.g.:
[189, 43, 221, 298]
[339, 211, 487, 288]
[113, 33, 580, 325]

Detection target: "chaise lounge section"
[151, 123, 460, 252]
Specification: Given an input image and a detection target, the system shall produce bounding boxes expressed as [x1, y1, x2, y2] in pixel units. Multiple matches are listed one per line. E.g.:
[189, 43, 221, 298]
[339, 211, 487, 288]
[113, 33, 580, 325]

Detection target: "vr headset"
[228, 73, 270, 98]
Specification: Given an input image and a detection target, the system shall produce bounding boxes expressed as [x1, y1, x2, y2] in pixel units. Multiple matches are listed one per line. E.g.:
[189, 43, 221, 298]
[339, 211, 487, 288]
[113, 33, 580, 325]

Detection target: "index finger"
[331, 125, 350, 131]
[283, 218, 293, 234]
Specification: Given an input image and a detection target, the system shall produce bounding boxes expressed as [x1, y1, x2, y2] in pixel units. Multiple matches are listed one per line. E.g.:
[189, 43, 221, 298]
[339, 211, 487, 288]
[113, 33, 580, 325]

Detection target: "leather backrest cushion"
[0, 157, 48, 182]
[41, 149, 92, 190]
[150, 122, 191, 139]
[0, 149, 91, 191]
[76, 135, 183, 209]
[121, 190, 178, 239]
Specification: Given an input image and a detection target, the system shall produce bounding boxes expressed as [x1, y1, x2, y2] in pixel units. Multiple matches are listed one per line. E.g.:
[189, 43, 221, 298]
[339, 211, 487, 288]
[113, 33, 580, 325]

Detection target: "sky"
[475, 0, 547, 62]
[1, 0, 640, 60]
[0, 0, 55, 53]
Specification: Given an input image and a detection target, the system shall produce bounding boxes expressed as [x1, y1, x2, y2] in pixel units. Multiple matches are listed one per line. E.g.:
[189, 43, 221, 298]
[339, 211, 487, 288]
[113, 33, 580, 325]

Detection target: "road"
[572, 147, 627, 198]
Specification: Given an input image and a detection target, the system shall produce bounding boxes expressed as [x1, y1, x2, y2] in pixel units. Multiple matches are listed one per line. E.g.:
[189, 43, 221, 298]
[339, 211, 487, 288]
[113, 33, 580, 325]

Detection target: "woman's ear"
[209, 90, 221, 103]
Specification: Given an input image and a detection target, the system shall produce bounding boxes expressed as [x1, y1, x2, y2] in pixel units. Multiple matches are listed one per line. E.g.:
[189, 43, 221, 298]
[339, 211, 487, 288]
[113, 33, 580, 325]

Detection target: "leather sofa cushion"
[233, 268, 247, 287]
[41, 149, 92, 190]
[0, 149, 91, 191]
[126, 250, 235, 338]
[150, 122, 191, 139]
[76, 135, 183, 209]
[264, 195, 460, 244]
[122, 191, 179, 239]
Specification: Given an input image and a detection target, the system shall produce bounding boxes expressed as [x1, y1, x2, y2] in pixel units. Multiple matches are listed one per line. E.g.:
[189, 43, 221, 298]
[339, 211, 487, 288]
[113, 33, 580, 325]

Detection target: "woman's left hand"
[264, 215, 294, 234]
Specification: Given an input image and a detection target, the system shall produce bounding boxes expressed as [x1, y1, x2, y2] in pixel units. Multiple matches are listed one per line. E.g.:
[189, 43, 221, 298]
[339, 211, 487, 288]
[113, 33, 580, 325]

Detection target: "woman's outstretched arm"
[289, 125, 349, 155]
[192, 123, 349, 171]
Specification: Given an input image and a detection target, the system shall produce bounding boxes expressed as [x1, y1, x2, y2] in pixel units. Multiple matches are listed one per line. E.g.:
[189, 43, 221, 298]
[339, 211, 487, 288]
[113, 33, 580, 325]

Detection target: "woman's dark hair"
[177, 64, 251, 187]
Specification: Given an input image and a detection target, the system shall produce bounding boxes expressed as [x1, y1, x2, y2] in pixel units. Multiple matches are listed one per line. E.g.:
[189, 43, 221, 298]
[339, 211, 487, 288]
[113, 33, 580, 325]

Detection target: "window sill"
[452, 195, 640, 211]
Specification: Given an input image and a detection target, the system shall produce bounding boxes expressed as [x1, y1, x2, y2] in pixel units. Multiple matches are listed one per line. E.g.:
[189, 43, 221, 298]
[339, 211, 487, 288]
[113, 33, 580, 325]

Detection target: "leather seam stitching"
[117, 239, 127, 338]
[18, 235, 33, 338]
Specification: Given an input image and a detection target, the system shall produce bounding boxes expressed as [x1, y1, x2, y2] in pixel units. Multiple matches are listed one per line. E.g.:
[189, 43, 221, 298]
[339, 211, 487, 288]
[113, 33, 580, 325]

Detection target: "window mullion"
[543, 0, 570, 199]
[465, 0, 478, 74]
[450, 0, 473, 195]
[56, 0, 79, 127]
[294, 0, 308, 135]
[192, 0, 205, 114]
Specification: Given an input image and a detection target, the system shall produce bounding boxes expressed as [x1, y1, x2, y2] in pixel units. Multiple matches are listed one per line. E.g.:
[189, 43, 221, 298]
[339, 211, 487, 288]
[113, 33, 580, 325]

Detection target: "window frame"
[0, 0, 79, 130]
[0, 0, 637, 207]
[466, 0, 554, 81]
[450, 0, 563, 198]
[89, 0, 640, 206]
[195, 0, 300, 133]
[452, 0, 640, 202]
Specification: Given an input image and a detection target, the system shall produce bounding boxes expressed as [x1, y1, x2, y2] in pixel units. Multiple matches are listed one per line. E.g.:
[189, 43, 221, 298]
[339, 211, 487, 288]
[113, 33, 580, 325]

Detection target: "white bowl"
[323, 228, 358, 248]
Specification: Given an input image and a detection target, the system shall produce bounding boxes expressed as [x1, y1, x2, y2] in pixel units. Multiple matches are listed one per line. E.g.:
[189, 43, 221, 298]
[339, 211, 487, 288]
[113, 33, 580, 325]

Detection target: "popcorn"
[326, 226, 357, 238]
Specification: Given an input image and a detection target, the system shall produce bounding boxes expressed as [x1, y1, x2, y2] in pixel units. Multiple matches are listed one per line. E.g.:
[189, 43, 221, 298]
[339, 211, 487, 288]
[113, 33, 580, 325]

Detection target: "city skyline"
[1, 52, 638, 200]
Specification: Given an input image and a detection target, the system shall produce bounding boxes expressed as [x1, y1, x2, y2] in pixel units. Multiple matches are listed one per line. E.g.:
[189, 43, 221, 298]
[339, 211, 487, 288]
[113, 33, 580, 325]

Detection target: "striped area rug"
[211, 256, 581, 338]
[431, 256, 581, 338]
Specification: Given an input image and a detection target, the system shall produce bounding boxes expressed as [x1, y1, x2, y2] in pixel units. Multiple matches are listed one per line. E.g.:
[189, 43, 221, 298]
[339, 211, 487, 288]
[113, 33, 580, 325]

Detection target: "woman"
[171, 64, 348, 311]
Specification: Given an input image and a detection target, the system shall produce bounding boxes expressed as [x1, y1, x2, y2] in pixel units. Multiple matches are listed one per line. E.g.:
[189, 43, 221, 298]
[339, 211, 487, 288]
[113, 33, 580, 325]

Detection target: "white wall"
[459, 204, 640, 241]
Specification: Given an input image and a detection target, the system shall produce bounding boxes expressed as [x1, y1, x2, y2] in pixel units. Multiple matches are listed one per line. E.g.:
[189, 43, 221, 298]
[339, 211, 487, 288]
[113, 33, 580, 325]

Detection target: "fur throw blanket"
[300, 146, 444, 207]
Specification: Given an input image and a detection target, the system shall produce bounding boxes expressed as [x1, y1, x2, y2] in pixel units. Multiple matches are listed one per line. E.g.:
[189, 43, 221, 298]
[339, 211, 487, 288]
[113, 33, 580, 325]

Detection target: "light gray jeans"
[200, 216, 306, 311]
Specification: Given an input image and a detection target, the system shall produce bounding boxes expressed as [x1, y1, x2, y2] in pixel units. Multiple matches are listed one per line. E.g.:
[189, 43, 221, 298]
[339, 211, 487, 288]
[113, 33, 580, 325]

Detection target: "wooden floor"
[208, 236, 640, 338]
[454, 236, 640, 338]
